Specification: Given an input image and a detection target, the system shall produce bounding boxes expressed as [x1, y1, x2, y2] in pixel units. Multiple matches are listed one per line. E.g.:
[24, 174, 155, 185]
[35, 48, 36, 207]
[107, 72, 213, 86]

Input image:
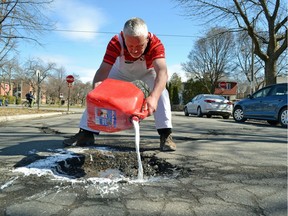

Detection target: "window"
[270, 85, 287, 96]
[253, 87, 271, 98]
[226, 83, 231, 89]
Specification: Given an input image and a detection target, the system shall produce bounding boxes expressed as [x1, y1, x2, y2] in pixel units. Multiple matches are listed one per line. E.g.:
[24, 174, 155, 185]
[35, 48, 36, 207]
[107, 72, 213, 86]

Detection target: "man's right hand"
[143, 95, 158, 116]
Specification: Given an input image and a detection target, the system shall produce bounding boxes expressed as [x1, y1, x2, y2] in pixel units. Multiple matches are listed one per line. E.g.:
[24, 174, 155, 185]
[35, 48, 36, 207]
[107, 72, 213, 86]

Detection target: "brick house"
[214, 81, 237, 102]
[0, 80, 33, 102]
[0, 82, 13, 96]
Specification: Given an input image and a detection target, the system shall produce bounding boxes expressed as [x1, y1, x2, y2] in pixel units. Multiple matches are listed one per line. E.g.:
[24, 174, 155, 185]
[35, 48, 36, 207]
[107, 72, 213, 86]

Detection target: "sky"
[18, 0, 206, 83]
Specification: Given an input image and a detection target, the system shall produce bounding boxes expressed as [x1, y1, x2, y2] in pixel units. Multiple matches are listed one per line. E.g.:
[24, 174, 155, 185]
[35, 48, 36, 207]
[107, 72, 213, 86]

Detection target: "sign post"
[66, 75, 74, 112]
[36, 70, 41, 110]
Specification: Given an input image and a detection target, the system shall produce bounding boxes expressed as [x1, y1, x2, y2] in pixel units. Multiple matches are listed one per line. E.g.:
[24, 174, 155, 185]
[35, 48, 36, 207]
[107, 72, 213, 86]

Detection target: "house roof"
[214, 84, 237, 95]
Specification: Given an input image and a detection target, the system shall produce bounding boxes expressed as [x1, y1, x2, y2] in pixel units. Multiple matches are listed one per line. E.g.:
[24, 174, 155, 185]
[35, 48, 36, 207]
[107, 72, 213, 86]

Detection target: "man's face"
[124, 34, 148, 58]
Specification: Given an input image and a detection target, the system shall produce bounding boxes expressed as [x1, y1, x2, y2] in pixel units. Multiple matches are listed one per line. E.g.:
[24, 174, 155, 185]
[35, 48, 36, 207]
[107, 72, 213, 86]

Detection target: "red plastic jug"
[86, 78, 148, 132]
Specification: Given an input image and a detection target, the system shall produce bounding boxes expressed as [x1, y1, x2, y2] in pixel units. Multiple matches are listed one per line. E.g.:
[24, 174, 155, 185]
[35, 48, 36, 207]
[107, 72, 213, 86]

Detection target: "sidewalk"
[0, 106, 84, 123]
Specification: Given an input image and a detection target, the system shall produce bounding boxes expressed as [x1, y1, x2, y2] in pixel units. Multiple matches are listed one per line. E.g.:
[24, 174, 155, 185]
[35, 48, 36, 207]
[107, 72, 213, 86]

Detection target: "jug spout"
[131, 110, 149, 122]
[131, 115, 140, 122]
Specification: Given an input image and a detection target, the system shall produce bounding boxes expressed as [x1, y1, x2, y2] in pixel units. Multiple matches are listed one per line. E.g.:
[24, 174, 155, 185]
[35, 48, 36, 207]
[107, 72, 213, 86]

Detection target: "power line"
[51, 28, 199, 38]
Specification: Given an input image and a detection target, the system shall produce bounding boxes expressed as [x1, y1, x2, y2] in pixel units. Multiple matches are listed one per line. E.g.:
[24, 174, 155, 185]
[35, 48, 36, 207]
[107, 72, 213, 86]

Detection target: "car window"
[204, 95, 225, 100]
[191, 95, 198, 102]
[253, 87, 272, 98]
[270, 85, 287, 96]
[193, 95, 201, 101]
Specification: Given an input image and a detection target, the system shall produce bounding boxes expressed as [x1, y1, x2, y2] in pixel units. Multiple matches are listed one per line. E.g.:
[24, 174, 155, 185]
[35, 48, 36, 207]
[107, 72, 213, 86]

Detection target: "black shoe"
[63, 129, 95, 146]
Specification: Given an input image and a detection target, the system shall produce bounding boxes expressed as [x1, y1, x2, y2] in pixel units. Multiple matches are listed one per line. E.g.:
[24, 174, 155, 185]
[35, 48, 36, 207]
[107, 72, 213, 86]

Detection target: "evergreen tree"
[172, 86, 180, 105]
[182, 78, 209, 104]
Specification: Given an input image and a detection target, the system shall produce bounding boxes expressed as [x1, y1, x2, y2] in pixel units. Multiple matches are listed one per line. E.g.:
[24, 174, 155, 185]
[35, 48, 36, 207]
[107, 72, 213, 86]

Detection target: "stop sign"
[66, 75, 74, 83]
[219, 82, 226, 89]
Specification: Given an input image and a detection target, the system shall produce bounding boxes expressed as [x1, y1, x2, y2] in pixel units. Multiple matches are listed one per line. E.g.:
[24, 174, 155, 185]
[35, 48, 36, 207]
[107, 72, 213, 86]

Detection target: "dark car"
[233, 83, 287, 127]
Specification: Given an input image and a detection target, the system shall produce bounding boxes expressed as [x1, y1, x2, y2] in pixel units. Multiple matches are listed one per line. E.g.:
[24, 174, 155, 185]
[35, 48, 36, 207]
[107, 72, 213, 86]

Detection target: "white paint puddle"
[7, 149, 121, 196]
[12, 147, 151, 183]
[9, 146, 162, 196]
[0, 177, 19, 190]
[6, 121, 166, 196]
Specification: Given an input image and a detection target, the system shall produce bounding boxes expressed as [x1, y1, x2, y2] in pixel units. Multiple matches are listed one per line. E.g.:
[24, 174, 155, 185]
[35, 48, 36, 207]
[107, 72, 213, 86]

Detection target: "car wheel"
[184, 107, 189, 116]
[197, 107, 203, 117]
[233, 106, 247, 122]
[223, 115, 230, 119]
[267, 120, 279, 126]
[278, 106, 287, 128]
[206, 114, 212, 118]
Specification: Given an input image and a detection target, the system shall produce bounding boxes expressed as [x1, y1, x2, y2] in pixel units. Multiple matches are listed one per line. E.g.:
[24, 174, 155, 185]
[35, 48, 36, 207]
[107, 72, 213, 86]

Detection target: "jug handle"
[131, 99, 149, 121]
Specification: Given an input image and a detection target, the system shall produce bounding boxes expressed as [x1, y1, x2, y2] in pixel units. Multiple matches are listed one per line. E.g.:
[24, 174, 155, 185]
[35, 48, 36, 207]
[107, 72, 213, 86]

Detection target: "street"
[0, 111, 287, 216]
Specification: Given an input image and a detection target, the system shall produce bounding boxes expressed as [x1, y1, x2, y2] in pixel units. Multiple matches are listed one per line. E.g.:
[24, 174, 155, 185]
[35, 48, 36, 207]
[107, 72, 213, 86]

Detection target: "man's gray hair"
[123, 17, 148, 38]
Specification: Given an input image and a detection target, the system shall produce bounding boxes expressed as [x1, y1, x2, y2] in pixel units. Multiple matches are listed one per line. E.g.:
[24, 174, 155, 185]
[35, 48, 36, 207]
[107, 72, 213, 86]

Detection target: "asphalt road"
[0, 110, 287, 216]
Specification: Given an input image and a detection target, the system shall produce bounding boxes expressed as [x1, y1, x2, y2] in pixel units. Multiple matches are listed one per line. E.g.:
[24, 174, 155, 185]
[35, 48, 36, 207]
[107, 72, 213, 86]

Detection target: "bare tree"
[0, 0, 54, 63]
[45, 66, 67, 105]
[276, 49, 287, 76]
[22, 58, 56, 107]
[174, 0, 287, 85]
[235, 31, 265, 92]
[45, 69, 91, 106]
[71, 79, 92, 107]
[182, 27, 235, 93]
[0, 56, 20, 95]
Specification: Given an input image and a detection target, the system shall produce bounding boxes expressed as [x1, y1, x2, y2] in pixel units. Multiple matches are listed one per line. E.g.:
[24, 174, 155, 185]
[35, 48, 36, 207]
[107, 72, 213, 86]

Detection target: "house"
[0, 80, 35, 102]
[0, 82, 13, 96]
[277, 75, 288, 84]
[214, 81, 237, 102]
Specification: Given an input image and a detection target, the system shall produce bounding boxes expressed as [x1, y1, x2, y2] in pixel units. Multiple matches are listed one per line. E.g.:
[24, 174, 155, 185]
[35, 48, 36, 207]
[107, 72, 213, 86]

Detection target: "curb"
[0, 112, 68, 123]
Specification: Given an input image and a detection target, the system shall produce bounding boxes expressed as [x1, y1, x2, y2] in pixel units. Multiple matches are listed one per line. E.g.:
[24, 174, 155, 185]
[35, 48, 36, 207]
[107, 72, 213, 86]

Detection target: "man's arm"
[145, 58, 168, 115]
[92, 62, 113, 88]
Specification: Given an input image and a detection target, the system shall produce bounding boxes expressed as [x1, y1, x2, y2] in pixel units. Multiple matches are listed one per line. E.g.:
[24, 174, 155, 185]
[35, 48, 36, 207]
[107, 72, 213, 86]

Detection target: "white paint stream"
[132, 119, 144, 180]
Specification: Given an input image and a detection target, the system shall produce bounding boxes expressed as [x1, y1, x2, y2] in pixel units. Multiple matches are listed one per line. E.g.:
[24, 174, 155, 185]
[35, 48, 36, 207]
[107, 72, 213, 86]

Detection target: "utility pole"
[251, 18, 255, 94]
[36, 70, 41, 110]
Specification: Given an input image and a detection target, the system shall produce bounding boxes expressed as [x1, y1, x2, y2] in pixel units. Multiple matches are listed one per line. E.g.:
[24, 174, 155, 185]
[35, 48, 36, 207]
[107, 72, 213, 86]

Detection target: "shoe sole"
[63, 140, 94, 147]
[161, 145, 176, 152]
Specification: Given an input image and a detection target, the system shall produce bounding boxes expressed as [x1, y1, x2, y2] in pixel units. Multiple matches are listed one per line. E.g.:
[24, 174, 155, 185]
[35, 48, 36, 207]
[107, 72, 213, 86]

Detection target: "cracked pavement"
[0, 110, 287, 216]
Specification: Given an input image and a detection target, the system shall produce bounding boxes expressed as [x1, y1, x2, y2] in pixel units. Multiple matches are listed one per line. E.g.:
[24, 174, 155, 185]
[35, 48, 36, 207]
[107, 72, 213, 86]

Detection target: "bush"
[0, 95, 17, 105]
[16, 97, 22, 105]
[171, 104, 184, 111]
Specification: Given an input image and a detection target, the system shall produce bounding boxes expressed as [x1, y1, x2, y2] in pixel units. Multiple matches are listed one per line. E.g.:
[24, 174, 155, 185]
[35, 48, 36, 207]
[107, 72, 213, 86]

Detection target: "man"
[63, 17, 176, 151]
[25, 91, 34, 108]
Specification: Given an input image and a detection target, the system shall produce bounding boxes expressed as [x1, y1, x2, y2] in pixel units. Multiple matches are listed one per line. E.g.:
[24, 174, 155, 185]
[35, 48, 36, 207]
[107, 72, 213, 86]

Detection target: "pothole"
[40, 126, 62, 134]
[14, 148, 193, 181]
[81, 150, 177, 179]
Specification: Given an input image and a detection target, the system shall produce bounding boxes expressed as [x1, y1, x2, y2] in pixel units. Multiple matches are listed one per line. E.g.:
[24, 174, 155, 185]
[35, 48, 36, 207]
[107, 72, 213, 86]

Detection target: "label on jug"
[95, 108, 117, 128]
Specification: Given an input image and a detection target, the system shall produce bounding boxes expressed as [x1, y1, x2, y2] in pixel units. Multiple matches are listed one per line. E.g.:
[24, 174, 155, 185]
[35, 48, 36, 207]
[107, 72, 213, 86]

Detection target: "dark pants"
[28, 98, 33, 107]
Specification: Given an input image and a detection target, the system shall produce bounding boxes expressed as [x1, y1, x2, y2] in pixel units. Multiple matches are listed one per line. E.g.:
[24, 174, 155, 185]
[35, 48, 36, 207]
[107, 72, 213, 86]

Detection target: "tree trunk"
[265, 60, 277, 86]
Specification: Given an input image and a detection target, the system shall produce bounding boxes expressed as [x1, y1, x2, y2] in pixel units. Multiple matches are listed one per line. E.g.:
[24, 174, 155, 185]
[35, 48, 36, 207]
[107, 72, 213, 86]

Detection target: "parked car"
[184, 94, 233, 119]
[233, 83, 287, 127]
